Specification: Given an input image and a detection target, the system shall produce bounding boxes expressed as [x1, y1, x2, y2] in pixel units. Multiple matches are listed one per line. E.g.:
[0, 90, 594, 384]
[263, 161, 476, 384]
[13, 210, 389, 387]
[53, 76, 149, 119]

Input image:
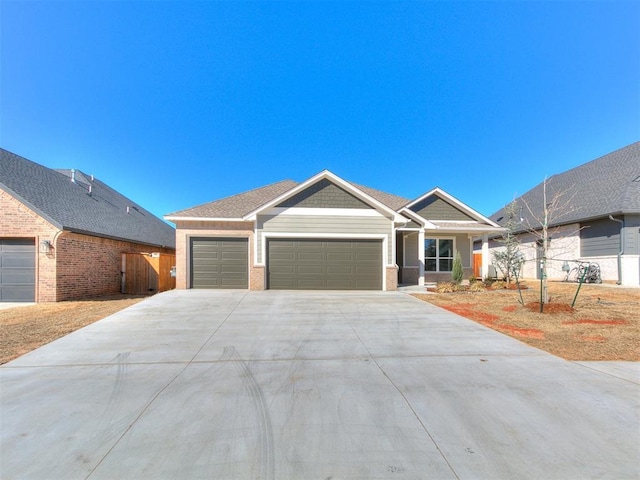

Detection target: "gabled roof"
[0, 148, 175, 248]
[242, 170, 406, 222]
[165, 172, 410, 221]
[490, 142, 640, 230]
[403, 187, 501, 228]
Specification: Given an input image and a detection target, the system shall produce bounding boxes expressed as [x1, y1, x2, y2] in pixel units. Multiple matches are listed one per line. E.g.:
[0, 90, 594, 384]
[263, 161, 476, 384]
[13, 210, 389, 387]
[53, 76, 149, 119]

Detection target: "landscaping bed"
[413, 281, 639, 361]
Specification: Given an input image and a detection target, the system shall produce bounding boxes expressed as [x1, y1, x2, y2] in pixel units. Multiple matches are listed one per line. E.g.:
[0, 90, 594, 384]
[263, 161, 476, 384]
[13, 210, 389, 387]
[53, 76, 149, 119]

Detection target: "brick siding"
[1, 190, 174, 301]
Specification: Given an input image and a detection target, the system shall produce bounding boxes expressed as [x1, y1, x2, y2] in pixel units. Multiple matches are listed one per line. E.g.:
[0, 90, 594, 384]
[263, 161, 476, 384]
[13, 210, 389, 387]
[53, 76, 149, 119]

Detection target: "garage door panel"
[2, 270, 35, 284]
[267, 238, 382, 290]
[297, 252, 324, 262]
[297, 265, 324, 275]
[326, 265, 355, 275]
[190, 238, 248, 289]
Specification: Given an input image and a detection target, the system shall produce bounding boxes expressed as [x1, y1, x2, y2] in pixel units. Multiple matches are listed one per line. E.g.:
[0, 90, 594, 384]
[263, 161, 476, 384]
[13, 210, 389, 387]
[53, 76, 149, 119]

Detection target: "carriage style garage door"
[190, 238, 248, 289]
[0, 239, 36, 302]
[267, 238, 382, 290]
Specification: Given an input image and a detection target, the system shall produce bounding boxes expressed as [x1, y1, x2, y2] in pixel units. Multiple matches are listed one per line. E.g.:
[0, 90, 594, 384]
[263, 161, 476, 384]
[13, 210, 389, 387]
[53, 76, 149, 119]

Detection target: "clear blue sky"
[2, 1, 638, 221]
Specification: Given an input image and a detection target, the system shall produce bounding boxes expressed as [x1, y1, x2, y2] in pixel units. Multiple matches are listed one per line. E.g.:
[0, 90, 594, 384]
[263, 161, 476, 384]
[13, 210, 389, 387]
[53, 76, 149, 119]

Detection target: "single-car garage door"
[0, 239, 36, 302]
[190, 237, 248, 289]
[267, 238, 382, 290]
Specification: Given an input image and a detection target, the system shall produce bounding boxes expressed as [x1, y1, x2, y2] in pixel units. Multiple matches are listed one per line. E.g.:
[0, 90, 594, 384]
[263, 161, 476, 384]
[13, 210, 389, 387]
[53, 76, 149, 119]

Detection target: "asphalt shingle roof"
[166, 180, 299, 218]
[167, 177, 411, 219]
[0, 148, 176, 248]
[490, 142, 640, 230]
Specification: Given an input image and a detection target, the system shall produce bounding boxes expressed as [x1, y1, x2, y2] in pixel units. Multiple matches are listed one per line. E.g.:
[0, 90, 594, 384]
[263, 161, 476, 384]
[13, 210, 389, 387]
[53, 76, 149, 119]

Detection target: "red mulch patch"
[440, 305, 499, 325]
[563, 319, 628, 325]
[498, 324, 545, 339]
[524, 302, 574, 314]
[502, 305, 518, 313]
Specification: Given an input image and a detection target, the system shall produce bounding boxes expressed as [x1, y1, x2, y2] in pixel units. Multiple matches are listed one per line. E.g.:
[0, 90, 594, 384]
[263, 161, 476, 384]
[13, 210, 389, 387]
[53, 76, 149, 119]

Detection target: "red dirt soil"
[498, 324, 545, 339]
[502, 305, 518, 313]
[524, 302, 574, 314]
[440, 305, 499, 325]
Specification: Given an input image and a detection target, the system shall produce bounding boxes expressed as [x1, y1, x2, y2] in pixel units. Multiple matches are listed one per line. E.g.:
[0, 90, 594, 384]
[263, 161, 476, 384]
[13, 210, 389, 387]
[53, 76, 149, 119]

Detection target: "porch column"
[481, 233, 489, 280]
[418, 229, 425, 286]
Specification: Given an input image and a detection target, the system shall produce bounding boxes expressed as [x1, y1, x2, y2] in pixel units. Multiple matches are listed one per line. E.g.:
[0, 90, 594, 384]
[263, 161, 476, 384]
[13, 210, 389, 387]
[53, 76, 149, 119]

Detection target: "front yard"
[0, 296, 144, 364]
[414, 281, 640, 361]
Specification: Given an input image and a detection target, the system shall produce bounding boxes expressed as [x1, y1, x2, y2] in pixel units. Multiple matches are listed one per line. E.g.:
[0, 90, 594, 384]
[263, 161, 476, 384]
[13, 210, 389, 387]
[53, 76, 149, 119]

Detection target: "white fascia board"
[405, 187, 501, 227]
[398, 207, 437, 229]
[428, 226, 505, 234]
[243, 170, 404, 222]
[163, 216, 245, 222]
[262, 207, 384, 217]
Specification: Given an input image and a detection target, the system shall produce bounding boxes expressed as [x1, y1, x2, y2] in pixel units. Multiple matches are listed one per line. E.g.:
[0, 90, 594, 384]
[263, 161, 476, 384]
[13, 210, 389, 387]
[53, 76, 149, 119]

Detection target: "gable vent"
[633, 175, 640, 182]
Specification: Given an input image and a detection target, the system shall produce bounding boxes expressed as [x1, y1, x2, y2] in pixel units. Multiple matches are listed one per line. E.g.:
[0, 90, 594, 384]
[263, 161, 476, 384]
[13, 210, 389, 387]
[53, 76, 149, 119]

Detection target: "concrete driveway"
[1, 290, 638, 479]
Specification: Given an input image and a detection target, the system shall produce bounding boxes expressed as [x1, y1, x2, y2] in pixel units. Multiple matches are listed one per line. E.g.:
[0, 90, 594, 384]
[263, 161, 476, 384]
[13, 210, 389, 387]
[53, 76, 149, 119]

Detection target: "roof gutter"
[609, 215, 624, 285]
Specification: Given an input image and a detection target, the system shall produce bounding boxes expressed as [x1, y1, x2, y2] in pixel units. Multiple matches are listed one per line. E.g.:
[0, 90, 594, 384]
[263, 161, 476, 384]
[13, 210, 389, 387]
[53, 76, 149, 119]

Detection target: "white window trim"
[424, 236, 456, 273]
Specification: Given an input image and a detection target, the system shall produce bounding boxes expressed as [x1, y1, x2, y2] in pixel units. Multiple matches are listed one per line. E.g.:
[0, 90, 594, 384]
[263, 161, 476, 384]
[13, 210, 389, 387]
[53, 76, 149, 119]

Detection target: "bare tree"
[520, 177, 581, 304]
[492, 200, 524, 286]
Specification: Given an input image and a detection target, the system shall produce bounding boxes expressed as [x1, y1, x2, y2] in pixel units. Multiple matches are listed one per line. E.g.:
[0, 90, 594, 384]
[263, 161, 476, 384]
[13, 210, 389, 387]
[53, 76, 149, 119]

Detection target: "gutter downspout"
[609, 215, 624, 285]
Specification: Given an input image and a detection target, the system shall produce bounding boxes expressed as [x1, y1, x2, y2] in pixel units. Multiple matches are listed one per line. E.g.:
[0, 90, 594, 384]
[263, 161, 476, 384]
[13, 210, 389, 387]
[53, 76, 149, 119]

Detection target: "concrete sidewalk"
[1, 290, 638, 479]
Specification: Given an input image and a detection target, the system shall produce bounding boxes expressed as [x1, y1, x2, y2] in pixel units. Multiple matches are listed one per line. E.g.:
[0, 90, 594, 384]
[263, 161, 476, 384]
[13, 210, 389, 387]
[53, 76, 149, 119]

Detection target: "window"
[425, 238, 454, 272]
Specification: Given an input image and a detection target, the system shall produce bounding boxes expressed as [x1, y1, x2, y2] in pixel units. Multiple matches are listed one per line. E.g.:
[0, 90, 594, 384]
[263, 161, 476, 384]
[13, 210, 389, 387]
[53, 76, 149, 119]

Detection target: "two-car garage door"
[267, 239, 382, 290]
[189, 237, 383, 290]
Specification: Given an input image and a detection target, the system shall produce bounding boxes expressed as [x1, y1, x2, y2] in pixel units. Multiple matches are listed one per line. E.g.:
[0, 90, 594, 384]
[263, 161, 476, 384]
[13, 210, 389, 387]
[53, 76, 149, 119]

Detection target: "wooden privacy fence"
[121, 253, 176, 295]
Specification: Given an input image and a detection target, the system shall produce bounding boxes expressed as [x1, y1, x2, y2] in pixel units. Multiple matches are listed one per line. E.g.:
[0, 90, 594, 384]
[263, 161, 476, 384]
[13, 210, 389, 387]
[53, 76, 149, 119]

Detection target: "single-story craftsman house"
[486, 142, 640, 286]
[165, 170, 502, 291]
[0, 148, 176, 302]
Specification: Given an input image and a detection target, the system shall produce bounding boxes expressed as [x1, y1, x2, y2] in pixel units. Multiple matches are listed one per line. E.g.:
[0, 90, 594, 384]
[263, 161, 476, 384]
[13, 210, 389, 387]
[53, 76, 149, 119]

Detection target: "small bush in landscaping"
[490, 281, 507, 290]
[435, 282, 458, 293]
[469, 281, 486, 292]
[451, 252, 464, 284]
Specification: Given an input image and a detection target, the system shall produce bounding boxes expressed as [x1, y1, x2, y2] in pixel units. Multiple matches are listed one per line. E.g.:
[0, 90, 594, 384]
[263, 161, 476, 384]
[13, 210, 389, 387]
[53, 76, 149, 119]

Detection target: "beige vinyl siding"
[404, 232, 419, 267]
[257, 214, 393, 264]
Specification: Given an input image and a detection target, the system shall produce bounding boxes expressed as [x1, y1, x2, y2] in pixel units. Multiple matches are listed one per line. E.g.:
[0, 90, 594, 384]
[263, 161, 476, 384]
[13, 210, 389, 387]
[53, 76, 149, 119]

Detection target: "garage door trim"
[189, 236, 249, 289]
[265, 235, 386, 291]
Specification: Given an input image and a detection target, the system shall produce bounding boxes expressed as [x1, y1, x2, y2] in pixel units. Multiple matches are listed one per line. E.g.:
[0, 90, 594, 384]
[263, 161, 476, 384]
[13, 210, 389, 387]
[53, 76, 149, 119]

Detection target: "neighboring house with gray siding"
[166, 170, 501, 291]
[487, 142, 640, 286]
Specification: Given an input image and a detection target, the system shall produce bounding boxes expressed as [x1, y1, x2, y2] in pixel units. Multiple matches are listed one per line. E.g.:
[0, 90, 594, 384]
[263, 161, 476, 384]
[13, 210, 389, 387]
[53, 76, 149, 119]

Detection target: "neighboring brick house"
[165, 170, 502, 291]
[0, 148, 176, 302]
[487, 142, 640, 286]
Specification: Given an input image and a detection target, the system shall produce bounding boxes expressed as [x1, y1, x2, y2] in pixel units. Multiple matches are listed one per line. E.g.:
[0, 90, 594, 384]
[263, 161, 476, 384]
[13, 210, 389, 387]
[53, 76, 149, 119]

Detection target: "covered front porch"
[396, 226, 498, 286]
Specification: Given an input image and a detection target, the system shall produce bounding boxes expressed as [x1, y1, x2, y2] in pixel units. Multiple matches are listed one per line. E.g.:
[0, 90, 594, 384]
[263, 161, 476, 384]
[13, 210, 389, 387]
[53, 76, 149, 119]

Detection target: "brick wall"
[1, 190, 175, 302]
[1, 190, 59, 302]
[55, 232, 174, 301]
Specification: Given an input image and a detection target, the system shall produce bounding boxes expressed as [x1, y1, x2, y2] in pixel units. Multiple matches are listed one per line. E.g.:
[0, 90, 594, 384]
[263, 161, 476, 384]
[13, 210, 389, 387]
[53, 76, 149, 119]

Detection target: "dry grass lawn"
[413, 281, 640, 361]
[0, 295, 145, 364]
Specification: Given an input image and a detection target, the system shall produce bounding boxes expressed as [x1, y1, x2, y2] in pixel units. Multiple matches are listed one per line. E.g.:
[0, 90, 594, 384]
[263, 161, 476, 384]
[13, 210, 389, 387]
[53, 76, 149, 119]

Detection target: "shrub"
[490, 280, 507, 290]
[435, 282, 458, 293]
[468, 275, 478, 284]
[451, 252, 464, 284]
[469, 281, 486, 292]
